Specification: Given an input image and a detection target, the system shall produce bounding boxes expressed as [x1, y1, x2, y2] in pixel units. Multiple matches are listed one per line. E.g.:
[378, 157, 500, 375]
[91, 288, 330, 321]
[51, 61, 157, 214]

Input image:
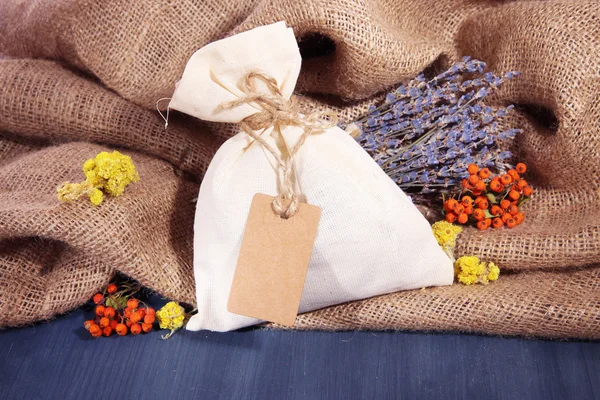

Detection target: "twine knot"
[220, 72, 337, 218]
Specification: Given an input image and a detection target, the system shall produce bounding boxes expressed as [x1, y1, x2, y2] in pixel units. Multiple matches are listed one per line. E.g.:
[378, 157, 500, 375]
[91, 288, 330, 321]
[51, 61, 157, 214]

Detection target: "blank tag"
[227, 193, 321, 326]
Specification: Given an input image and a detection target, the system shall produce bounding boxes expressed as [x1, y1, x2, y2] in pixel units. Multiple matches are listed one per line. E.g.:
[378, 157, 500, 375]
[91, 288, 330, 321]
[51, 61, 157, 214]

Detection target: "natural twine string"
[220, 72, 338, 218]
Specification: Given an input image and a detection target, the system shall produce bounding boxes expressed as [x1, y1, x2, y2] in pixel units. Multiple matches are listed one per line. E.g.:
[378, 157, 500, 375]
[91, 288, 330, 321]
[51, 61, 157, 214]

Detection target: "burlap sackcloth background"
[0, 0, 599, 338]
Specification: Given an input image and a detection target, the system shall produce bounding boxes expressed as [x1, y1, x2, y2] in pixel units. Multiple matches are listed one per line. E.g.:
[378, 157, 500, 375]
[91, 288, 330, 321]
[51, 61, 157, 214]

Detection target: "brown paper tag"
[227, 193, 321, 326]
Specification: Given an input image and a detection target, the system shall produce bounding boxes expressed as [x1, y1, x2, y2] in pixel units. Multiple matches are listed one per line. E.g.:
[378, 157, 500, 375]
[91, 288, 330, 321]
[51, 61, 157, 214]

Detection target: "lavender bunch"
[348, 57, 520, 194]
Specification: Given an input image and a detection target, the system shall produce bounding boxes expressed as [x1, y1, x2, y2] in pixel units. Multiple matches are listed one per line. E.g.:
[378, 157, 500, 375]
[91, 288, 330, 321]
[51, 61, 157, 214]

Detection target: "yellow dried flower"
[432, 220, 462, 260]
[487, 262, 500, 282]
[83, 158, 97, 179]
[157, 301, 186, 338]
[57, 150, 139, 206]
[57, 182, 86, 203]
[89, 188, 104, 206]
[83, 151, 139, 197]
[454, 255, 500, 285]
[432, 221, 462, 248]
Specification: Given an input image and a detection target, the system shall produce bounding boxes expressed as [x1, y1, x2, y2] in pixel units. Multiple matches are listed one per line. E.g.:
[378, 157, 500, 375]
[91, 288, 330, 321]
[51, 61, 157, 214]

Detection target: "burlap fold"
[0, 0, 599, 338]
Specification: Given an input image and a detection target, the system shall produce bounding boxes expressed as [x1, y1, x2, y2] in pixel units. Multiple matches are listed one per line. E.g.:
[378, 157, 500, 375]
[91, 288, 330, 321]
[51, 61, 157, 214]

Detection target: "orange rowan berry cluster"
[444, 162, 533, 230]
[84, 282, 155, 338]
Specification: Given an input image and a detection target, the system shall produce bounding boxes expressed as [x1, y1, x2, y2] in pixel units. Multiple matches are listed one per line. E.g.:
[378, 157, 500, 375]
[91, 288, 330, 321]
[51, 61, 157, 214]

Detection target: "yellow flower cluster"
[454, 255, 500, 285]
[57, 151, 139, 206]
[156, 301, 186, 331]
[432, 220, 463, 259]
[83, 151, 139, 197]
[432, 220, 463, 248]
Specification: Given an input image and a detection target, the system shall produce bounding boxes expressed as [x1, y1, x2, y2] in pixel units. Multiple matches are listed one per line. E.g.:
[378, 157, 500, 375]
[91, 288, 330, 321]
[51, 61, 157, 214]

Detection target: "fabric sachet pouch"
[168, 21, 453, 332]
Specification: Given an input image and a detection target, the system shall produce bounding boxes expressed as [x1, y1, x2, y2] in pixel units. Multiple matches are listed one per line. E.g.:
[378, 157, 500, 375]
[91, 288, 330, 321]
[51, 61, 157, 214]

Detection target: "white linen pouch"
[169, 21, 454, 332]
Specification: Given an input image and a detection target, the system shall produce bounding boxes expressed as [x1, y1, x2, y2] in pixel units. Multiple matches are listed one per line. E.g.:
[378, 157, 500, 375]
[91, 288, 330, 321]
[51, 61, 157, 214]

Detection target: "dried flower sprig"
[57, 150, 139, 206]
[454, 255, 500, 285]
[432, 222, 501, 285]
[348, 57, 520, 194]
[156, 301, 188, 339]
[431, 220, 462, 261]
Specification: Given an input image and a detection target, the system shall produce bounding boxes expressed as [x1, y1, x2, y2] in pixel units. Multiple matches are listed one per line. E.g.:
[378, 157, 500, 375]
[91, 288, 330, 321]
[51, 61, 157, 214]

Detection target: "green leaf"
[483, 209, 494, 219]
[105, 297, 117, 309]
[106, 295, 128, 310]
[486, 193, 497, 204]
[518, 197, 530, 207]
[116, 296, 128, 310]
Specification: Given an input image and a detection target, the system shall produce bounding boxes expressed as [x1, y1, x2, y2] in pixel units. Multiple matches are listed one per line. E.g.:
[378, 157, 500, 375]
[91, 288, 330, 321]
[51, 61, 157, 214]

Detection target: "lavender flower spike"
[347, 58, 520, 194]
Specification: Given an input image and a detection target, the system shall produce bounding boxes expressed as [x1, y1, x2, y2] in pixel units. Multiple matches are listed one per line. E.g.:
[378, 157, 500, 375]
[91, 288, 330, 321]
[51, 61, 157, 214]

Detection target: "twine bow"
[220, 72, 337, 218]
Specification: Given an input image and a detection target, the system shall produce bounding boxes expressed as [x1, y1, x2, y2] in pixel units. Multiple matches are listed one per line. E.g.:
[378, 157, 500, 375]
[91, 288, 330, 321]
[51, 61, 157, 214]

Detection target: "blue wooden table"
[1, 295, 599, 399]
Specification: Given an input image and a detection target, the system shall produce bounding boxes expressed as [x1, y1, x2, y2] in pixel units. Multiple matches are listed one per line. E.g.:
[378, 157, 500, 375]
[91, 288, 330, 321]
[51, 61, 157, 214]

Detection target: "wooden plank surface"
[1, 295, 599, 399]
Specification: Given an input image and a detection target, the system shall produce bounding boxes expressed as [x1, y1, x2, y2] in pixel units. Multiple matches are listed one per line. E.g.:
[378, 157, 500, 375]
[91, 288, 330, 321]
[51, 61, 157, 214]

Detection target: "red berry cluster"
[84, 283, 155, 338]
[443, 162, 533, 230]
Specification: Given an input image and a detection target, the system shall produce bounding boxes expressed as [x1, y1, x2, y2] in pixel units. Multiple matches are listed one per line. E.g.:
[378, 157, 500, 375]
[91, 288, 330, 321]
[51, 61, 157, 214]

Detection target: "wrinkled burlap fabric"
[1, 0, 599, 338]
